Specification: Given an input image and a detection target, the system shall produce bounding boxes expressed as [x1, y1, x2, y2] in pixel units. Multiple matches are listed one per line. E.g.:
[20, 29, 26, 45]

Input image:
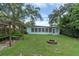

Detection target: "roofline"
[27, 25, 57, 28]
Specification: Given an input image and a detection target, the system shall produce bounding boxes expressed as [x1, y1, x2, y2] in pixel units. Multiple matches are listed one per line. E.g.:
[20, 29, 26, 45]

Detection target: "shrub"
[61, 27, 79, 38]
[11, 31, 22, 37]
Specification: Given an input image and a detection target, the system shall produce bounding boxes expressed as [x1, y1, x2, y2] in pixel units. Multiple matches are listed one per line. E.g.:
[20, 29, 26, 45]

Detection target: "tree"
[48, 3, 79, 38]
[48, 3, 74, 26]
[25, 21, 33, 27]
[59, 4, 79, 37]
[0, 3, 42, 46]
[49, 9, 61, 26]
[25, 4, 43, 25]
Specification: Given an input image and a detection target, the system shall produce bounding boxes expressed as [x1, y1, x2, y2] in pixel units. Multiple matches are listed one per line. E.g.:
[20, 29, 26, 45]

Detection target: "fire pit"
[47, 39, 57, 45]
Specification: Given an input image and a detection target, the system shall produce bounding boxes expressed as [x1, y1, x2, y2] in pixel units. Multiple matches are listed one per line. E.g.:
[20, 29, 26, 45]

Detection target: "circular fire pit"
[47, 39, 57, 45]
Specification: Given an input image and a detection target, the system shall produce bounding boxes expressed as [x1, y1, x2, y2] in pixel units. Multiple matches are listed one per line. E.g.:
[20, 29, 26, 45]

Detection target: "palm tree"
[25, 4, 43, 26]
[49, 9, 60, 26]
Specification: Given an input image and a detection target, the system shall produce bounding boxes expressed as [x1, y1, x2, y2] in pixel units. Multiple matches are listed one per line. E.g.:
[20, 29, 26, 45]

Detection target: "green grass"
[0, 34, 79, 56]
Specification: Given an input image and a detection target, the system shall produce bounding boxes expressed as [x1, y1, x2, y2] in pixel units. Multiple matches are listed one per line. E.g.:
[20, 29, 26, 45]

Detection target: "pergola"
[0, 19, 24, 47]
[0, 21, 9, 41]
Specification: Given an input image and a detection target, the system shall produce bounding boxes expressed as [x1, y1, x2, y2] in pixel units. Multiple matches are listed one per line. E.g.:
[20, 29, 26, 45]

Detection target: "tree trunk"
[9, 34, 12, 47]
[9, 22, 12, 47]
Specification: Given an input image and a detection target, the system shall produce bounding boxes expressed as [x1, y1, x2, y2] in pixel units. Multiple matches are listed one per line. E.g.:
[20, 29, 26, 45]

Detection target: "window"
[56, 28, 58, 33]
[53, 29, 55, 33]
[46, 28, 48, 32]
[38, 28, 41, 32]
[49, 28, 52, 32]
[35, 28, 37, 32]
[42, 28, 44, 32]
[31, 28, 34, 32]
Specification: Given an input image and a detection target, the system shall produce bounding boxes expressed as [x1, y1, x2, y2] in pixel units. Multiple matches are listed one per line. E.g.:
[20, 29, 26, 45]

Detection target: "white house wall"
[26, 27, 60, 35]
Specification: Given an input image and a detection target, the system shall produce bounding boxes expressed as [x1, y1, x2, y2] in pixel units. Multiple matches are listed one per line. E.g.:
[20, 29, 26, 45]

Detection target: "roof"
[32, 26, 57, 28]
[0, 22, 8, 26]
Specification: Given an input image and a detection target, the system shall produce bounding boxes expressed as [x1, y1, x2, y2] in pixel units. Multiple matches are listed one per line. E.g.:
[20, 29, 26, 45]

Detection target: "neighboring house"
[26, 21, 60, 35]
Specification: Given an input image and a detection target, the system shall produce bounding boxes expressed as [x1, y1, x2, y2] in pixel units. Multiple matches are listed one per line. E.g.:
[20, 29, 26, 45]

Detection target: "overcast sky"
[25, 3, 63, 26]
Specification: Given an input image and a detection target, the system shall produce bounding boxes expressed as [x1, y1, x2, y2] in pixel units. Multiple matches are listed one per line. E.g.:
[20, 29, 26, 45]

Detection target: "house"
[26, 21, 60, 35]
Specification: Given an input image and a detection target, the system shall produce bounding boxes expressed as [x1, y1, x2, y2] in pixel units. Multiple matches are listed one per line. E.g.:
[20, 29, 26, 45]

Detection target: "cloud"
[31, 3, 48, 8]
[40, 13, 49, 21]
[35, 21, 49, 26]
[48, 3, 64, 9]
[41, 13, 48, 17]
[29, 3, 64, 9]
[25, 3, 64, 26]
[56, 3, 64, 8]
[48, 3, 56, 6]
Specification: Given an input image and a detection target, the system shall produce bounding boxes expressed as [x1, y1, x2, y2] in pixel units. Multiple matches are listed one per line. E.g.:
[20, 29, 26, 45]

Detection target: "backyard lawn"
[0, 34, 79, 56]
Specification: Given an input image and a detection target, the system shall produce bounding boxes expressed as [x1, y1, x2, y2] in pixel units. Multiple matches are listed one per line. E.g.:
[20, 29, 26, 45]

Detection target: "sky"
[26, 3, 63, 26]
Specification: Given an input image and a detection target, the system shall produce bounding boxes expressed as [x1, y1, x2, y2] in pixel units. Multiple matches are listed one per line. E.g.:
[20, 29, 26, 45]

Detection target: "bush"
[61, 27, 79, 38]
[11, 31, 24, 40]
[11, 31, 22, 37]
